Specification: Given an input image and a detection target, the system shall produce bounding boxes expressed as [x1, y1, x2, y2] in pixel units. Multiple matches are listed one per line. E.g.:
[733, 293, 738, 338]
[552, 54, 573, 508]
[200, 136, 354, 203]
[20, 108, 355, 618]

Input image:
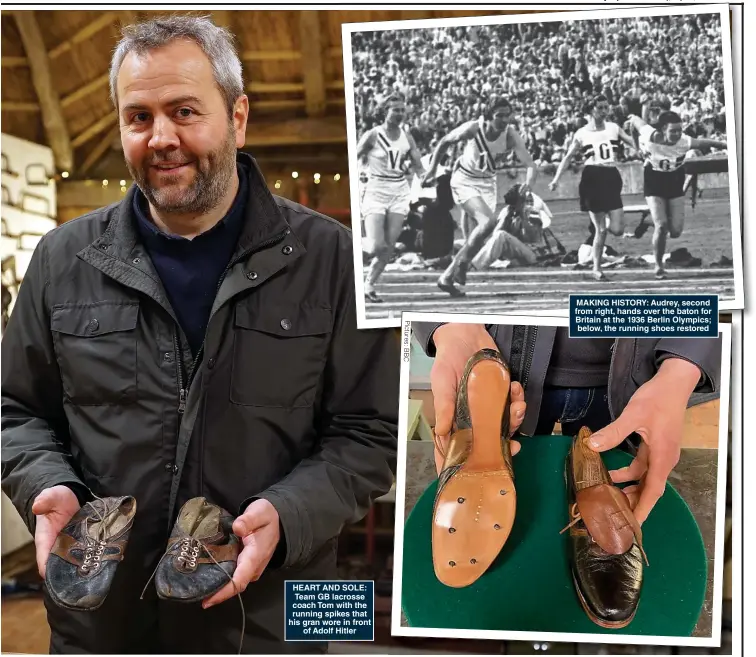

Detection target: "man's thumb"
[31, 489, 57, 516]
[588, 414, 635, 453]
[233, 504, 268, 538]
[434, 397, 454, 439]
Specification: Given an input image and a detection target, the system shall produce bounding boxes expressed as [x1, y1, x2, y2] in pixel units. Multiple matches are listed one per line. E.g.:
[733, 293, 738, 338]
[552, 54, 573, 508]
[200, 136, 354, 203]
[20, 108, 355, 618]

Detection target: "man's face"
[117, 39, 248, 216]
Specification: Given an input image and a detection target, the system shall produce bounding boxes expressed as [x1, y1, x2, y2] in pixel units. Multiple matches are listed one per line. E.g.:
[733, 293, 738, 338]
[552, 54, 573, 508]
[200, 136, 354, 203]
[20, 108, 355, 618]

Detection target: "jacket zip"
[173, 227, 292, 414]
[607, 339, 619, 421]
[174, 331, 186, 415]
[520, 326, 538, 391]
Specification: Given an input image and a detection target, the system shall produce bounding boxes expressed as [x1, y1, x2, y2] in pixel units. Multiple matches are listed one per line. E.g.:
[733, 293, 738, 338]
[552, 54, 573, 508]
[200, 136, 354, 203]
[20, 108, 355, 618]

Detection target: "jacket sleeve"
[248, 249, 399, 569]
[1, 236, 90, 535]
[655, 336, 722, 394]
[412, 322, 445, 356]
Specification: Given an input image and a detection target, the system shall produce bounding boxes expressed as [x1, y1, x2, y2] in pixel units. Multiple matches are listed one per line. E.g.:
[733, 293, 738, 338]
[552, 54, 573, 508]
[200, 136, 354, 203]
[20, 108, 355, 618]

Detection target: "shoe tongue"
[84, 497, 131, 540]
[180, 498, 220, 539]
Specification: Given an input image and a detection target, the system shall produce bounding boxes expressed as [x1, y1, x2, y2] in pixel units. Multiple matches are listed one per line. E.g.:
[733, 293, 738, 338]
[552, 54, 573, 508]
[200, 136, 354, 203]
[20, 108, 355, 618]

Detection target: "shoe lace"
[80, 495, 111, 575]
[559, 502, 649, 567]
[140, 529, 246, 655]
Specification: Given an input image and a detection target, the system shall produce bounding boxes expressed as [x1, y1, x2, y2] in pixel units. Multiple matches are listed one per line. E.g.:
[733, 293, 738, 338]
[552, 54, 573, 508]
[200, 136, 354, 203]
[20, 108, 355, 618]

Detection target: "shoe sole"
[432, 359, 515, 588]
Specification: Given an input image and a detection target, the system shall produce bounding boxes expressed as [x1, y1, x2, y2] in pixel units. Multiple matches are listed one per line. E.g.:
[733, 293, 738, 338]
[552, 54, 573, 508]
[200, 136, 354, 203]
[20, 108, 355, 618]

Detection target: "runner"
[549, 94, 638, 280]
[356, 94, 425, 302]
[627, 111, 727, 278]
[423, 96, 538, 296]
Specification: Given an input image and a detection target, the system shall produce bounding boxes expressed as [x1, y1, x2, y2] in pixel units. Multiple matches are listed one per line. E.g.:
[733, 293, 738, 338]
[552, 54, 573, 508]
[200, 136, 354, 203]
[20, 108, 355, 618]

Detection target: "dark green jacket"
[2, 154, 399, 653]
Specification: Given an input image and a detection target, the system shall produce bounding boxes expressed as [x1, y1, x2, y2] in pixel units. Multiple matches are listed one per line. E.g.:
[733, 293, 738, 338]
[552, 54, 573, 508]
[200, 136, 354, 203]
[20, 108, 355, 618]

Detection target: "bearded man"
[1, 16, 398, 654]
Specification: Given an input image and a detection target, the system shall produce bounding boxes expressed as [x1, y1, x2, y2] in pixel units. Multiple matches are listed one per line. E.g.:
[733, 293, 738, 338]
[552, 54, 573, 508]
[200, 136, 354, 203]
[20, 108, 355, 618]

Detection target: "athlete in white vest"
[356, 94, 425, 302]
[549, 94, 637, 280]
[627, 111, 727, 278]
[423, 96, 538, 296]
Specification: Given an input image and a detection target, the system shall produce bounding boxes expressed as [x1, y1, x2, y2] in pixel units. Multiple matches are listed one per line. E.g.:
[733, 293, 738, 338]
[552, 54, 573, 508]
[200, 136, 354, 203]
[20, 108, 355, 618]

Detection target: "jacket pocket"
[51, 302, 139, 405]
[231, 303, 332, 408]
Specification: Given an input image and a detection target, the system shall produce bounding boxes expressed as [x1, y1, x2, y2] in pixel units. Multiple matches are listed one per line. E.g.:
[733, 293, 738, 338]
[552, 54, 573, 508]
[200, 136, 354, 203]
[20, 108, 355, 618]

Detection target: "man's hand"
[202, 499, 281, 608]
[32, 485, 81, 579]
[430, 324, 527, 474]
[587, 358, 702, 525]
[548, 179, 558, 192]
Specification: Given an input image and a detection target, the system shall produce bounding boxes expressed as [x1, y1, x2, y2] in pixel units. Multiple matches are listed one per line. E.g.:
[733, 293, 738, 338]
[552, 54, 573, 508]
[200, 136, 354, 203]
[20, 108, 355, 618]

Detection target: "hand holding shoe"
[202, 499, 280, 608]
[32, 485, 81, 578]
[587, 357, 702, 524]
[431, 324, 527, 473]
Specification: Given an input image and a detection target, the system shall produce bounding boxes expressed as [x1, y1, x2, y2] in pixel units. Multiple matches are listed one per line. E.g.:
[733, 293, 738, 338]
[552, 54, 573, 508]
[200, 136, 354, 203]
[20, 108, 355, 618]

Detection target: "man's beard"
[128, 126, 238, 217]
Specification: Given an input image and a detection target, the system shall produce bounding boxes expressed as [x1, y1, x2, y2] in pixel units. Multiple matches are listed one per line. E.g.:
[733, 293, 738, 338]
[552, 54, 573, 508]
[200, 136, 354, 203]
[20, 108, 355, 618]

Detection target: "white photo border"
[391, 310, 733, 647]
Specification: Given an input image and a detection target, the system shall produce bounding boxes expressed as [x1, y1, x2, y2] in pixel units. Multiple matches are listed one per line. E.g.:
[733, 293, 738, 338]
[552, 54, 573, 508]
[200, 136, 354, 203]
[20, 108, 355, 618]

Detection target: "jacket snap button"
[207, 358, 216, 370]
[172, 464, 178, 475]
[282, 245, 293, 255]
[164, 463, 173, 472]
[280, 318, 291, 330]
[246, 271, 258, 280]
[87, 318, 99, 333]
[164, 352, 172, 362]
[132, 257, 141, 264]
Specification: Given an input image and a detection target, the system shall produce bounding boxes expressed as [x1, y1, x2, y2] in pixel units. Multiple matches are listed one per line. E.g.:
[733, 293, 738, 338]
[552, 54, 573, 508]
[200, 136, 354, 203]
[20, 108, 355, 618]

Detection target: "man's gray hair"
[109, 15, 244, 115]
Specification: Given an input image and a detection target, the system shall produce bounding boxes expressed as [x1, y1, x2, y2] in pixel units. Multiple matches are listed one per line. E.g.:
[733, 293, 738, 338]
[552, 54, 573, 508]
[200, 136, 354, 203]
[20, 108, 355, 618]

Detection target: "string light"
[61, 171, 69, 179]
[120, 186, 127, 193]
[314, 172, 321, 185]
[292, 171, 299, 179]
[120, 180, 126, 186]
[334, 173, 341, 181]
[102, 179, 109, 187]
[274, 180, 282, 189]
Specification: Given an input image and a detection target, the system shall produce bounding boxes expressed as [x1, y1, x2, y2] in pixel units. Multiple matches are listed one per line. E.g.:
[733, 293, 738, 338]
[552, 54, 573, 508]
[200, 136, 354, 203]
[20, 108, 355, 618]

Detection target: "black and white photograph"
[342, 5, 743, 328]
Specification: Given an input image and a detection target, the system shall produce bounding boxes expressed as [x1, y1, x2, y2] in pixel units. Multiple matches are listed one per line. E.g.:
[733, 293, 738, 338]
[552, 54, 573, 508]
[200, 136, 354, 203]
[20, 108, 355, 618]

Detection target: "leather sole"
[571, 570, 636, 629]
[432, 359, 515, 588]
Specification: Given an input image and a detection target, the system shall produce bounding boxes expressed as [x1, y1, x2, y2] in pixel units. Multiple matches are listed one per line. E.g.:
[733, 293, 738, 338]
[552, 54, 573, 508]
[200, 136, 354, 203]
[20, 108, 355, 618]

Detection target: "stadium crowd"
[350, 14, 728, 168]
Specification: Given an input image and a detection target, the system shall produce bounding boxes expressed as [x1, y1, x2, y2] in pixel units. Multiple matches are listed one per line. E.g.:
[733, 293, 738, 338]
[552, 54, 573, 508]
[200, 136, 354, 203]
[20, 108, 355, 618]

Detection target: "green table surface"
[402, 434, 707, 637]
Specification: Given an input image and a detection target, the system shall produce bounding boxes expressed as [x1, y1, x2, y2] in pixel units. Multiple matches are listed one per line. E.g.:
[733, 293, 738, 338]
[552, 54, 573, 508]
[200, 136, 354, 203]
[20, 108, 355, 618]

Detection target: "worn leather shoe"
[45, 496, 137, 611]
[432, 348, 516, 588]
[154, 497, 240, 602]
[562, 427, 647, 629]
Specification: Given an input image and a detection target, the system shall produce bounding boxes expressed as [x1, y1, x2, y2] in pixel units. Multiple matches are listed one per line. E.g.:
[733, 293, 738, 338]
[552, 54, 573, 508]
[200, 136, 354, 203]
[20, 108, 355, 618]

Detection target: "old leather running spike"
[45, 496, 137, 611]
[432, 348, 516, 588]
[154, 497, 241, 603]
[562, 427, 646, 629]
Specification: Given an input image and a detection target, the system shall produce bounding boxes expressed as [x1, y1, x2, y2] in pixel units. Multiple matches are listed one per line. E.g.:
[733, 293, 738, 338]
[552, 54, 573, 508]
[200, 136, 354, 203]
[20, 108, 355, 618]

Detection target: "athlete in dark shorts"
[627, 111, 727, 278]
[549, 95, 637, 280]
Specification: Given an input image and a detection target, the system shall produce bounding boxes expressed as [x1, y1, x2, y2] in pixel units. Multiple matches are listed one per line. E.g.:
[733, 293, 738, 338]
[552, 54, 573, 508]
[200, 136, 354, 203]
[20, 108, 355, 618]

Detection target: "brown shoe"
[431, 349, 516, 588]
[46, 496, 137, 611]
[154, 497, 240, 603]
[562, 427, 646, 628]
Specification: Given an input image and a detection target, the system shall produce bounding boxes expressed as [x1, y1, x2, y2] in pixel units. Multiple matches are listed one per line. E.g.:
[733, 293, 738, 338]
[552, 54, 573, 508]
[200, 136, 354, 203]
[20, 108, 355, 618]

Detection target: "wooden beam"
[49, 12, 116, 60]
[242, 50, 301, 62]
[1, 101, 40, 111]
[298, 11, 326, 117]
[240, 48, 342, 62]
[1, 56, 28, 68]
[71, 112, 117, 148]
[246, 80, 344, 95]
[245, 116, 346, 148]
[79, 124, 120, 176]
[13, 11, 74, 172]
[61, 72, 109, 109]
